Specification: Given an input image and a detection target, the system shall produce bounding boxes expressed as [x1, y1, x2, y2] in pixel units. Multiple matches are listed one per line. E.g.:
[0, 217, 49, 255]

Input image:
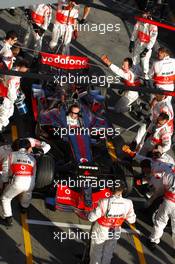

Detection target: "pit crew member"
[0, 31, 18, 70]
[134, 112, 173, 156]
[0, 60, 29, 141]
[123, 145, 175, 208]
[88, 182, 136, 264]
[101, 55, 142, 113]
[0, 139, 36, 226]
[130, 93, 174, 151]
[136, 158, 175, 250]
[49, 0, 79, 53]
[129, 10, 158, 80]
[0, 138, 50, 190]
[150, 47, 175, 93]
[24, 4, 52, 51]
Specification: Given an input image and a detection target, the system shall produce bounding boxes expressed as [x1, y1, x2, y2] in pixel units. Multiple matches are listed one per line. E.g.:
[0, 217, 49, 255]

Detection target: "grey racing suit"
[1, 148, 36, 217]
[130, 20, 158, 79]
[135, 153, 175, 207]
[0, 73, 21, 131]
[49, 1, 79, 52]
[24, 4, 52, 51]
[88, 195, 136, 264]
[0, 40, 14, 70]
[150, 172, 175, 248]
[135, 120, 173, 156]
[0, 138, 50, 191]
[109, 64, 141, 112]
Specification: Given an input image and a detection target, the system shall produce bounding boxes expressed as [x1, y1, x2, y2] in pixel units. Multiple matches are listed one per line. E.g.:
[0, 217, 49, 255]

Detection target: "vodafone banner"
[40, 52, 89, 70]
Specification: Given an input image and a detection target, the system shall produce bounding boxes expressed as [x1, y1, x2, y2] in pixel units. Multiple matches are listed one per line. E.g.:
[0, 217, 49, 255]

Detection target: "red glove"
[136, 179, 142, 186]
[122, 145, 136, 157]
[73, 29, 78, 40]
[101, 55, 112, 66]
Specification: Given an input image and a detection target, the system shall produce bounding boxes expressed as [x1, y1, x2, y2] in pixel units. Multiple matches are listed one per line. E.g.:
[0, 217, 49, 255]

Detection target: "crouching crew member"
[134, 158, 175, 250]
[1, 139, 36, 226]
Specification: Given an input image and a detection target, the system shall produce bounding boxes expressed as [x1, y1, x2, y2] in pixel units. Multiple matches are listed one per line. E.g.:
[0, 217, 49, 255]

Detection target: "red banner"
[135, 16, 175, 31]
[40, 52, 89, 69]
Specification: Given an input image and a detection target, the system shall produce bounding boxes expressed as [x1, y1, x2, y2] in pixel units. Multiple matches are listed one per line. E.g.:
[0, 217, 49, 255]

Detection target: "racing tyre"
[35, 122, 49, 140]
[35, 155, 55, 189]
[35, 122, 40, 138]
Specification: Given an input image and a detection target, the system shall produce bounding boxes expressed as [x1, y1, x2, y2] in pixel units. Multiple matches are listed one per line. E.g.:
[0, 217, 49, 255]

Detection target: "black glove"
[129, 41, 134, 53]
[140, 48, 149, 58]
[25, 9, 31, 20]
[37, 149, 44, 156]
[34, 27, 45, 37]
[33, 148, 44, 157]
[38, 28, 45, 37]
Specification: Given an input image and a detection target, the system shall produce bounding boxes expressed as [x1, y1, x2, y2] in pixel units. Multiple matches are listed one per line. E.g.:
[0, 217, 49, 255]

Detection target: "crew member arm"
[146, 25, 158, 50]
[125, 200, 136, 224]
[88, 199, 107, 222]
[43, 6, 52, 30]
[109, 64, 130, 80]
[130, 22, 139, 42]
[2, 154, 11, 183]
[28, 138, 51, 154]
[7, 78, 19, 102]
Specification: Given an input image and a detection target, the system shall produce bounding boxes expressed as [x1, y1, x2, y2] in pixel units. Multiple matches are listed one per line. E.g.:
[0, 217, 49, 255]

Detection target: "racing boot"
[0, 132, 7, 143]
[9, 8, 15, 16]
[78, 18, 87, 24]
[19, 205, 28, 214]
[146, 239, 157, 250]
[5, 216, 13, 227]
[129, 140, 137, 151]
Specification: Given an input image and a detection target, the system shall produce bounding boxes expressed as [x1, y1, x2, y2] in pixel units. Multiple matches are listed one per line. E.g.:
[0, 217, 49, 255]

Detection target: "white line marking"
[121, 121, 142, 134]
[27, 219, 141, 235]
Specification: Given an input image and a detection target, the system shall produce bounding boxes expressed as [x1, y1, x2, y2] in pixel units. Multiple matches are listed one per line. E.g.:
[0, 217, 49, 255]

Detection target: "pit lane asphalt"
[0, 1, 174, 264]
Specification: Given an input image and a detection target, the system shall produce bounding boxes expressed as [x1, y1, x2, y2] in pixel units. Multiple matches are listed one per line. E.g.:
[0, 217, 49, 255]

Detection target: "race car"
[31, 81, 135, 218]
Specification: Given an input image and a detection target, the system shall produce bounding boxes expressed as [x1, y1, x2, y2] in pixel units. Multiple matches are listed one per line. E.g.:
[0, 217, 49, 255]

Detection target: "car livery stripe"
[69, 134, 92, 162]
[81, 133, 92, 162]
[69, 134, 81, 161]
[76, 134, 87, 160]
